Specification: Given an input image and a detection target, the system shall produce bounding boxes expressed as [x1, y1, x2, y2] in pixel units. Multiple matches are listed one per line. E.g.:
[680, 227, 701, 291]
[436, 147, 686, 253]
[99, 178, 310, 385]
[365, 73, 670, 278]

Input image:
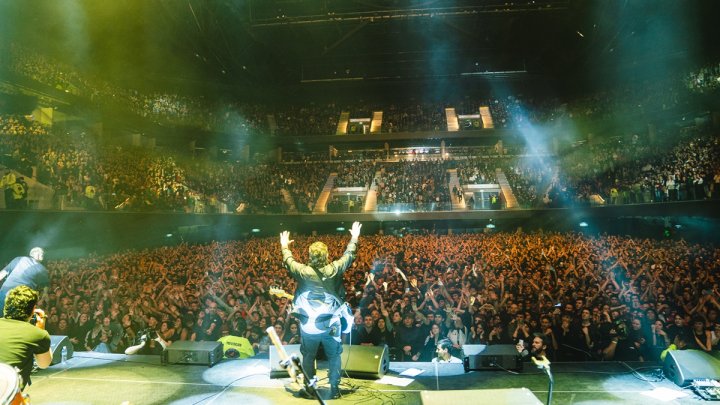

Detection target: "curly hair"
[3, 285, 39, 321]
[308, 241, 329, 270]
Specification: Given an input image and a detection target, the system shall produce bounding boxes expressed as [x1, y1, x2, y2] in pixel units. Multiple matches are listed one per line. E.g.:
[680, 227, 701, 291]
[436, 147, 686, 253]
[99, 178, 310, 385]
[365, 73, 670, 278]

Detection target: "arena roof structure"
[2, 0, 719, 96]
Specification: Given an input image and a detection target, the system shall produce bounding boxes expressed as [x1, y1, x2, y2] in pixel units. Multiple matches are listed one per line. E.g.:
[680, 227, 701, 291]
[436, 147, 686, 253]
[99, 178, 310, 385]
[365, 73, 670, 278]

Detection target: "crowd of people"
[4, 28, 720, 405]
[380, 102, 448, 133]
[552, 131, 720, 207]
[455, 156, 551, 208]
[327, 195, 364, 213]
[375, 160, 452, 212]
[0, 119, 333, 214]
[686, 61, 720, 94]
[0, 114, 48, 136]
[2, 42, 720, 214]
[25, 230, 716, 364]
[2, 113, 718, 214]
[6, 45, 709, 138]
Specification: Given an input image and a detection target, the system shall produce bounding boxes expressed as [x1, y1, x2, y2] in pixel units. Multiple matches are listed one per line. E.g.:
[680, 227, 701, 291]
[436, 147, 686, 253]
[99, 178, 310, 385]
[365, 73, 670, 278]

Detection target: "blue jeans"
[94, 343, 111, 353]
[300, 330, 343, 389]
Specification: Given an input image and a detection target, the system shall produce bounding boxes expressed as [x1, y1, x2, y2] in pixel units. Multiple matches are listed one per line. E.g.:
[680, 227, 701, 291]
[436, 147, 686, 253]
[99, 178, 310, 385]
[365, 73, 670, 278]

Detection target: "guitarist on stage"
[280, 221, 361, 400]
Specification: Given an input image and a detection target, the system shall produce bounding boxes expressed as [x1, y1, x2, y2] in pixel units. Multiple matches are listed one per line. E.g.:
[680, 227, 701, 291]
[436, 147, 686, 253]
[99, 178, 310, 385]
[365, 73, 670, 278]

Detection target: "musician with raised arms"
[279, 221, 361, 400]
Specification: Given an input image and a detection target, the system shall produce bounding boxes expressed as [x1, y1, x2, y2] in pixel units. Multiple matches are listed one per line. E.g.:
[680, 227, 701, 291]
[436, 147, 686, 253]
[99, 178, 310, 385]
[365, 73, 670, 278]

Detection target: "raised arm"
[349, 221, 362, 241]
[33, 308, 53, 368]
[280, 231, 294, 250]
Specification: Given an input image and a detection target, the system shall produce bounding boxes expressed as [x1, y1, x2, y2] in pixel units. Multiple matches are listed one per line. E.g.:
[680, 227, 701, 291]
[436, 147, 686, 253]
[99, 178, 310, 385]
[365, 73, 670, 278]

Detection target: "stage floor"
[23, 353, 707, 404]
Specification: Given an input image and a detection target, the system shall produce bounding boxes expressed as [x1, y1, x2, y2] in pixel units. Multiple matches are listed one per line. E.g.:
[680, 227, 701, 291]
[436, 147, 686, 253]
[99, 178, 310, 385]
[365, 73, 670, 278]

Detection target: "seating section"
[1, 45, 719, 212]
[4, 44, 707, 136]
[2, 111, 718, 213]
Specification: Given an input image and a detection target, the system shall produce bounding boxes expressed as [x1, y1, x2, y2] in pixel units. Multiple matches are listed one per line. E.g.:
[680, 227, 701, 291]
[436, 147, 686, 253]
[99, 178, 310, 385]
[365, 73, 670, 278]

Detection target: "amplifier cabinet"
[463, 344, 522, 371]
[162, 341, 223, 367]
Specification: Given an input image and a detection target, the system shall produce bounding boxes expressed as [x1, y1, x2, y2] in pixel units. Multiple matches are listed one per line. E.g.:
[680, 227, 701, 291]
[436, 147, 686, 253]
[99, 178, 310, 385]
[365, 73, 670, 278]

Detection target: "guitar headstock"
[269, 286, 294, 300]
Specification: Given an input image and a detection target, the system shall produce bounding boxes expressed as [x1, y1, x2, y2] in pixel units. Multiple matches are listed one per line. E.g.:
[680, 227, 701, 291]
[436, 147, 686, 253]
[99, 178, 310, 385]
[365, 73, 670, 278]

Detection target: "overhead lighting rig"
[249, 1, 570, 28]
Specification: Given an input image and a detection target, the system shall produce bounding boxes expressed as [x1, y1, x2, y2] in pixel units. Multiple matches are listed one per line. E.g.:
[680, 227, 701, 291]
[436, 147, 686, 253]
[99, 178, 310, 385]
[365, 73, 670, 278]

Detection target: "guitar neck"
[266, 326, 288, 359]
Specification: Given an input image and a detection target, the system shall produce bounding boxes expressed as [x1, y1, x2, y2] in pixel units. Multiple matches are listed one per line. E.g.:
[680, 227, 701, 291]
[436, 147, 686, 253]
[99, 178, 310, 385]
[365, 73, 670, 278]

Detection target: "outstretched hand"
[350, 221, 362, 239]
[280, 231, 294, 248]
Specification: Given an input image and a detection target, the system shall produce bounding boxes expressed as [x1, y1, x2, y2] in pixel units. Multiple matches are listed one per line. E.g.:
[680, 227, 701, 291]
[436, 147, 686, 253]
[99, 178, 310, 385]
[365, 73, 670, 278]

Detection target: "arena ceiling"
[2, 0, 719, 97]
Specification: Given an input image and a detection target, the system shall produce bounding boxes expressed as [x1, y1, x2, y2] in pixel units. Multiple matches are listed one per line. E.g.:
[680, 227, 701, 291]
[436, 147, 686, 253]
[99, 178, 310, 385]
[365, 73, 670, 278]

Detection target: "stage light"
[251, 228, 260, 233]
[336, 227, 345, 231]
[165, 233, 173, 238]
[579, 222, 588, 227]
[486, 224, 496, 229]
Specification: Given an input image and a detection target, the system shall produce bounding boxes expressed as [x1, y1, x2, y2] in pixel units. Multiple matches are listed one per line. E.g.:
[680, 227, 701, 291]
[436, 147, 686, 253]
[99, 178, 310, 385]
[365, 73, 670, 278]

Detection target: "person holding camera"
[0, 285, 53, 393]
[422, 323, 444, 361]
[124, 328, 168, 355]
[509, 312, 531, 344]
[600, 313, 640, 361]
[516, 333, 552, 361]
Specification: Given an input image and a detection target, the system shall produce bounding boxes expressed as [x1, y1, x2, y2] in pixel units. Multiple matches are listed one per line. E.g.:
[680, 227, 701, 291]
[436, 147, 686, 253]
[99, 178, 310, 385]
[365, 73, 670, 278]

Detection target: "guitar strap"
[308, 265, 354, 334]
[308, 266, 340, 302]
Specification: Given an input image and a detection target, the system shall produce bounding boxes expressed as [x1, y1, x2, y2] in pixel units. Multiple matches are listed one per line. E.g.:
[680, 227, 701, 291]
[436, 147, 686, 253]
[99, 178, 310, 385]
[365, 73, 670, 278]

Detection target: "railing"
[376, 202, 452, 213]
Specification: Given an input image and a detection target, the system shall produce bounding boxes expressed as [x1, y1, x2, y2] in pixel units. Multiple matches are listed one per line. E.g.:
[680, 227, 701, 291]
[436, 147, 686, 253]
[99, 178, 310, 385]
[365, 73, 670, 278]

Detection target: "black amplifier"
[162, 341, 223, 367]
[463, 344, 522, 371]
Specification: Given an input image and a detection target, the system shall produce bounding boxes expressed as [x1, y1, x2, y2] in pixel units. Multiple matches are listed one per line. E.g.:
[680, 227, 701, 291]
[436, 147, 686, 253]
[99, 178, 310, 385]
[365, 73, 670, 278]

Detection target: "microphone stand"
[531, 355, 554, 405]
[290, 355, 324, 405]
[266, 327, 325, 405]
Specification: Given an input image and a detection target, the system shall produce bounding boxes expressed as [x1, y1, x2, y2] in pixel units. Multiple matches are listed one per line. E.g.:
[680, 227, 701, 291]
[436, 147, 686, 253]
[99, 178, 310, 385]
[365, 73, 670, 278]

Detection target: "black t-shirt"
[354, 325, 381, 346]
[201, 313, 223, 341]
[0, 318, 51, 388]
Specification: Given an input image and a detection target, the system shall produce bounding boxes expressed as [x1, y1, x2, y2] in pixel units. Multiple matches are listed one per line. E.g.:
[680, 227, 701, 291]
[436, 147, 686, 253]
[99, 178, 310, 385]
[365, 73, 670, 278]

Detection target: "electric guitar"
[269, 287, 354, 336]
